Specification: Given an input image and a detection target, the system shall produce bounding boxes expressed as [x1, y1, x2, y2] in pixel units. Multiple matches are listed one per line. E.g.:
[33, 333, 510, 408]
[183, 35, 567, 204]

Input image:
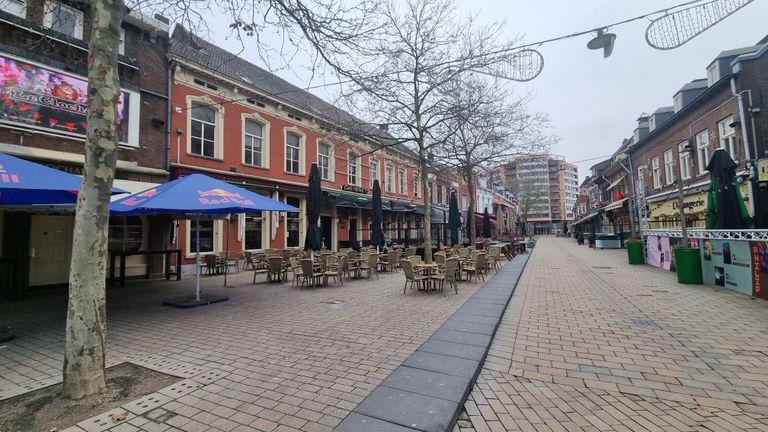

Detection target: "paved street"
[0, 265, 485, 432]
[460, 237, 768, 432]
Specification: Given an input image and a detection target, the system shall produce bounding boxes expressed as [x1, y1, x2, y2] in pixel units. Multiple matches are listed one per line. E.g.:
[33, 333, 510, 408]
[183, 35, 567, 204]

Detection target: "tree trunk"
[421, 157, 433, 264]
[62, 0, 126, 399]
[466, 171, 476, 245]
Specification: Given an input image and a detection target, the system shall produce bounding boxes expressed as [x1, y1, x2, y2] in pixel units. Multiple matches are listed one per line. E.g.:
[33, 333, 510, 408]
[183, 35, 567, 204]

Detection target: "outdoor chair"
[408, 255, 422, 267]
[250, 256, 269, 283]
[338, 254, 351, 280]
[289, 257, 303, 287]
[267, 256, 286, 283]
[241, 251, 253, 271]
[443, 257, 460, 294]
[323, 255, 342, 286]
[404, 247, 417, 257]
[461, 255, 480, 283]
[476, 254, 487, 282]
[400, 259, 427, 294]
[299, 258, 323, 288]
[458, 248, 469, 259]
[488, 248, 501, 271]
[360, 252, 379, 280]
[203, 254, 220, 275]
[433, 252, 446, 270]
[218, 252, 239, 274]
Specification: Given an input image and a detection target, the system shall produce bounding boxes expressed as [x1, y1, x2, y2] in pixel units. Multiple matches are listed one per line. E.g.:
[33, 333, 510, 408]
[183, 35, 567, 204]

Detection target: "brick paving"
[0, 263, 488, 432]
[458, 237, 768, 432]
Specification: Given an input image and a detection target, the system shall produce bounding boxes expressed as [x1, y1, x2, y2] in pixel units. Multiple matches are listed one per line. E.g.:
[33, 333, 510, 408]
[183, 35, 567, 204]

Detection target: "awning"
[606, 174, 626, 191]
[572, 212, 599, 225]
[603, 197, 629, 212]
[110, 179, 161, 202]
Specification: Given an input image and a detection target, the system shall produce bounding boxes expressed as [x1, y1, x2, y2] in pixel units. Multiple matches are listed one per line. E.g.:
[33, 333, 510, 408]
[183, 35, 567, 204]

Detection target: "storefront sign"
[672, 198, 706, 211]
[700, 239, 752, 295]
[342, 184, 368, 194]
[42, 162, 84, 176]
[750, 241, 768, 299]
[0, 54, 128, 140]
[759, 159, 768, 183]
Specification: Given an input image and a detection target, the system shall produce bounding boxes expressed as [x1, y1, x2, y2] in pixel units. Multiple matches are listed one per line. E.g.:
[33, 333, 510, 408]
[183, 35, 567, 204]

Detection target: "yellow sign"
[648, 184, 750, 219]
[759, 159, 768, 182]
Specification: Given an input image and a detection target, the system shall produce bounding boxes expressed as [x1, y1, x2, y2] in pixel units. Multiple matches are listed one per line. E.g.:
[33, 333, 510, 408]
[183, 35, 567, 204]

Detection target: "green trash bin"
[674, 247, 703, 284]
[626, 241, 644, 264]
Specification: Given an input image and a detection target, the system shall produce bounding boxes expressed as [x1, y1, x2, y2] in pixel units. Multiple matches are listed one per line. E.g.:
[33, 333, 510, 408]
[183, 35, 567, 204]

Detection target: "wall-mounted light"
[151, 117, 165, 127]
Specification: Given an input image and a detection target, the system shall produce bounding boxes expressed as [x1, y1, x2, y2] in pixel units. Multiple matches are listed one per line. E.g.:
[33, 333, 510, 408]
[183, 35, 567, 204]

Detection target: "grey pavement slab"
[402, 351, 480, 379]
[418, 339, 486, 361]
[381, 366, 471, 403]
[335, 413, 420, 432]
[428, 329, 491, 347]
[355, 386, 459, 432]
[439, 320, 496, 335]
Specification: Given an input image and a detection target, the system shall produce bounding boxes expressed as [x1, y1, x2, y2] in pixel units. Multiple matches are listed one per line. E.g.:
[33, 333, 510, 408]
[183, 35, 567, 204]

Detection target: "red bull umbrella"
[110, 173, 297, 214]
[0, 152, 125, 205]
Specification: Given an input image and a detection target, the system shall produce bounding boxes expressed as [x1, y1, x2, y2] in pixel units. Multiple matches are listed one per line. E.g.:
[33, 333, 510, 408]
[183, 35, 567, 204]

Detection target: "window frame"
[399, 168, 407, 195]
[243, 212, 266, 251]
[186, 219, 219, 257]
[347, 151, 360, 186]
[5, 0, 26, 18]
[118, 27, 126, 56]
[317, 141, 333, 181]
[678, 141, 691, 180]
[284, 196, 303, 248]
[651, 157, 661, 189]
[663, 149, 676, 186]
[369, 158, 379, 188]
[242, 116, 268, 168]
[718, 116, 737, 161]
[696, 130, 710, 175]
[108, 215, 144, 252]
[187, 96, 223, 159]
[43, 1, 84, 40]
[284, 129, 305, 175]
[385, 164, 394, 193]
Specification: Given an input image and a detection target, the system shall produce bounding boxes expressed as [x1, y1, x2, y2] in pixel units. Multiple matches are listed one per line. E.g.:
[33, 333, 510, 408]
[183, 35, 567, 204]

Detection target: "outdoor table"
[109, 249, 182, 288]
[414, 263, 439, 292]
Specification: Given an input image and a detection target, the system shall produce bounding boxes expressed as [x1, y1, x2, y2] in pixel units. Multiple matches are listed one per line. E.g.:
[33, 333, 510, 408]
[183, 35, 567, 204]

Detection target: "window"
[4, 0, 26, 18]
[285, 132, 301, 174]
[44, 1, 84, 40]
[696, 130, 710, 174]
[243, 120, 264, 167]
[673, 94, 683, 113]
[286, 197, 301, 247]
[385, 165, 394, 193]
[651, 157, 661, 189]
[318, 142, 332, 180]
[707, 63, 720, 87]
[190, 220, 214, 254]
[244, 213, 263, 250]
[348, 152, 359, 185]
[399, 169, 407, 195]
[718, 117, 737, 160]
[118, 27, 126, 56]
[108, 216, 143, 252]
[664, 149, 675, 185]
[414, 174, 420, 197]
[190, 103, 216, 158]
[678, 141, 691, 180]
[437, 184, 444, 205]
[369, 160, 379, 187]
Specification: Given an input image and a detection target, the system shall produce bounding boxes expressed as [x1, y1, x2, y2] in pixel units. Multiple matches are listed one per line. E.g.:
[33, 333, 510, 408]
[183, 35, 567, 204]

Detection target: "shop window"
[109, 216, 143, 252]
[244, 212, 263, 250]
[190, 103, 217, 158]
[190, 219, 214, 253]
[286, 196, 301, 247]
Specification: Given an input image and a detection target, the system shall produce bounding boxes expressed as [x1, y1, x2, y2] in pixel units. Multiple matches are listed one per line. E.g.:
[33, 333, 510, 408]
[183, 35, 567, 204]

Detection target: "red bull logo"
[0, 164, 19, 184]
[137, 188, 158, 197]
[198, 188, 243, 198]
[197, 188, 254, 206]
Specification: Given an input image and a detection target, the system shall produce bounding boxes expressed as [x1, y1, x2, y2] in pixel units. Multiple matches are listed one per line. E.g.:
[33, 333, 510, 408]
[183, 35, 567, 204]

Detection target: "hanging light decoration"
[587, 28, 617, 58]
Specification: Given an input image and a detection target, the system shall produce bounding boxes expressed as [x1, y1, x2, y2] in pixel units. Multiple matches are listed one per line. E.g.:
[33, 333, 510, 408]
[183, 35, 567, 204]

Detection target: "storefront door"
[320, 216, 333, 250]
[349, 218, 357, 248]
[29, 215, 73, 286]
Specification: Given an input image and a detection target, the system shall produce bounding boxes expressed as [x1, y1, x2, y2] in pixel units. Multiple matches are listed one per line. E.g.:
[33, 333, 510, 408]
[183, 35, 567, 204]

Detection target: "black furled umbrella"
[706, 148, 750, 229]
[371, 179, 384, 251]
[304, 163, 323, 254]
[448, 191, 461, 246]
[482, 207, 493, 238]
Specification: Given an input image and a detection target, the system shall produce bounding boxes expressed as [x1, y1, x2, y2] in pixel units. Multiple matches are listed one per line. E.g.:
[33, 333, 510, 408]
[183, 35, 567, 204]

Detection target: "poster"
[700, 239, 753, 295]
[750, 241, 768, 299]
[0, 54, 128, 139]
[646, 235, 672, 270]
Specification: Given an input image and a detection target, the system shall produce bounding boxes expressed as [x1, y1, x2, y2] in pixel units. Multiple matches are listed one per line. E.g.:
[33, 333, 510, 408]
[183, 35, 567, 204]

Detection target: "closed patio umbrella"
[304, 163, 322, 255]
[111, 173, 297, 307]
[705, 148, 750, 229]
[482, 208, 492, 238]
[371, 179, 384, 251]
[448, 190, 460, 246]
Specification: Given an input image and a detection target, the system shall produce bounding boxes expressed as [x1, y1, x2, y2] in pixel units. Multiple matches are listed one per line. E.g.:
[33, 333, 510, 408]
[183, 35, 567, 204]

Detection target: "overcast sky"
[207, 0, 768, 181]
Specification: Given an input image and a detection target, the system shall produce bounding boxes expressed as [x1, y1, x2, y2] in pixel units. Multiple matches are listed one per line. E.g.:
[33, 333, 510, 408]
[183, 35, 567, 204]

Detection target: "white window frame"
[696, 130, 710, 175]
[369, 158, 379, 188]
[284, 196, 304, 248]
[185, 219, 221, 258]
[241, 113, 269, 168]
[347, 151, 360, 186]
[242, 118, 266, 168]
[663, 149, 675, 185]
[413, 172, 420, 198]
[317, 141, 333, 181]
[118, 27, 126, 56]
[242, 212, 268, 252]
[399, 168, 407, 195]
[284, 129, 305, 175]
[43, 1, 84, 40]
[186, 96, 223, 158]
[678, 141, 691, 180]
[385, 164, 394, 193]
[718, 117, 737, 161]
[651, 157, 661, 189]
[673, 94, 683, 113]
[3, 0, 27, 18]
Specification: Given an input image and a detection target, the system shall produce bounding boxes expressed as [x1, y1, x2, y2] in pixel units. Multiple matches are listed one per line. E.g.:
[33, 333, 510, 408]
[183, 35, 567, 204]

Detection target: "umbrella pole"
[224, 215, 229, 287]
[195, 215, 201, 301]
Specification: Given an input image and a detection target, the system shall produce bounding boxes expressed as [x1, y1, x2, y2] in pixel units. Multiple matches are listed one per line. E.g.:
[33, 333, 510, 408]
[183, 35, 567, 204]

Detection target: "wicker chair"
[289, 257, 303, 287]
[267, 256, 286, 283]
[299, 258, 323, 288]
[323, 255, 342, 286]
[359, 252, 379, 279]
[250, 255, 269, 283]
[400, 259, 426, 294]
[443, 257, 460, 294]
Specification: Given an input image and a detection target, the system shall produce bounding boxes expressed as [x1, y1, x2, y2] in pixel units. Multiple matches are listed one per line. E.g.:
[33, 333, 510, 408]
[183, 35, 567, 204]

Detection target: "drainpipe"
[166, 60, 176, 173]
[731, 77, 756, 219]
[617, 154, 636, 236]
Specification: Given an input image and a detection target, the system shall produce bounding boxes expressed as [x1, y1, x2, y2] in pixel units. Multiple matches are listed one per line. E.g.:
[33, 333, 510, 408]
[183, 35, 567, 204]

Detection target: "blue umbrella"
[0, 153, 124, 205]
[111, 174, 298, 305]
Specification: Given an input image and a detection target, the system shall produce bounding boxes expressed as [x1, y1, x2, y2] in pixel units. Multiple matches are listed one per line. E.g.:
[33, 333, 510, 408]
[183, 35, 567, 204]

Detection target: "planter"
[674, 247, 703, 284]
[626, 242, 644, 265]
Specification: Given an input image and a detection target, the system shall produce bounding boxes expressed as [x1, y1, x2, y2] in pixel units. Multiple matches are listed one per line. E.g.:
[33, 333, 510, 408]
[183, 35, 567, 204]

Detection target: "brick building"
[0, 2, 170, 297]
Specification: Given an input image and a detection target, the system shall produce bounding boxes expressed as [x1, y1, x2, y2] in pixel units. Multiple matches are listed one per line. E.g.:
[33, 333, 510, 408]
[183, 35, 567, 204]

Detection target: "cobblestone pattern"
[459, 237, 768, 432]
[0, 264, 488, 432]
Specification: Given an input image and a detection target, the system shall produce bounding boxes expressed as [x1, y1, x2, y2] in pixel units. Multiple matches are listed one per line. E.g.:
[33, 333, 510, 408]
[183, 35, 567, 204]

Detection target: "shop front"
[647, 183, 751, 229]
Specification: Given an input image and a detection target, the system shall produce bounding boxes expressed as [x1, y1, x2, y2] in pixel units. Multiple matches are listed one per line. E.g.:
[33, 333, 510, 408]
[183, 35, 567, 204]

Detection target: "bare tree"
[438, 75, 553, 244]
[335, 0, 521, 262]
[508, 175, 538, 236]
[58, 0, 378, 399]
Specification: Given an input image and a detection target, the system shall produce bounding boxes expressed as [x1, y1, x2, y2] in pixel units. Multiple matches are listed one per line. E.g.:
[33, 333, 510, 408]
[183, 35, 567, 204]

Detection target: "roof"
[170, 26, 414, 156]
[677, 79, 707, 93]
[715, 45, 762, 60]
[652, 106, 674, 115]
